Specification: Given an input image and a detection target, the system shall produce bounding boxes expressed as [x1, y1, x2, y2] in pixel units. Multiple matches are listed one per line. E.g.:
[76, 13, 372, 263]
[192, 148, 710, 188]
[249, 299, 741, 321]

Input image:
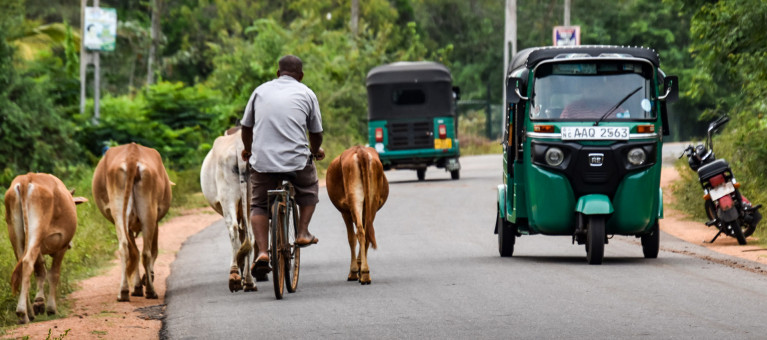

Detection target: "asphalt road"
[162, 154, 767, 339]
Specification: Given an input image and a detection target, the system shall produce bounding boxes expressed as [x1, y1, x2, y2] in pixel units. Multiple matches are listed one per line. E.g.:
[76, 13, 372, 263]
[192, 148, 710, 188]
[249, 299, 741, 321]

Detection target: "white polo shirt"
[241, 75, 323, 172]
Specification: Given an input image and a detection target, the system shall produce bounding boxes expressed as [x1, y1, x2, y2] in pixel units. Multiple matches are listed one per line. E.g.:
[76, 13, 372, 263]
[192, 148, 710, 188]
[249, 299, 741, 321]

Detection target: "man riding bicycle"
[240, 55, 325, 279]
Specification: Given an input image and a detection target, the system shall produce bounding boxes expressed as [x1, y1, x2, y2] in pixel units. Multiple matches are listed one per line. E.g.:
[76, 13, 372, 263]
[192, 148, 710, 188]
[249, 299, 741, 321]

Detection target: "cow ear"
[70, 188, 76, 195]
[73, 196, 88, 205]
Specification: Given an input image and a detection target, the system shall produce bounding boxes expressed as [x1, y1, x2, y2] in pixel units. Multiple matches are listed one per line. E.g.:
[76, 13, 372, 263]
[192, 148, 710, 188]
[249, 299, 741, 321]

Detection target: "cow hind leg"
[46, 250, 66, 315]
[33, 255, 47, 315]
[142, 224, 159, 299]
[357, 224, 371, 285]
[342, 212, 359, 281]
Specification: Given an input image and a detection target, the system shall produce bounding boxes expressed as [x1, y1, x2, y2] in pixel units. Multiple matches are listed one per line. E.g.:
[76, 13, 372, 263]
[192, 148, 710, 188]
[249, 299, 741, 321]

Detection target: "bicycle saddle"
[265, 171, 298, 182]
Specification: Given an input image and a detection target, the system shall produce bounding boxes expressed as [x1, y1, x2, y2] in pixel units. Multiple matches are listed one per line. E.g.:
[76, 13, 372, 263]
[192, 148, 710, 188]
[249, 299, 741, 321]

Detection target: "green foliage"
[0, 28, 84, 187]
[669, 0, 767, 243]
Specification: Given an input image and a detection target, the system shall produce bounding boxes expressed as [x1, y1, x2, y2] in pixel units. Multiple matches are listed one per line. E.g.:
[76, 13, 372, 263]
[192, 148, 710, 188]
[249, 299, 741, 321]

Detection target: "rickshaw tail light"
[534, 125, 555, 133]
[375, 128, 383, 142]
[438, 124, 447, 139]
[637, 125, 655, 133]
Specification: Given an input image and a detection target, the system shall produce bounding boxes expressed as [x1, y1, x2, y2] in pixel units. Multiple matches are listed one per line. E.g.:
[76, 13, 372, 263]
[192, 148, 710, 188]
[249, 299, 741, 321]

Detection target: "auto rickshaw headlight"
[545, 147, 565, 166]
[627, 148, 647, 165]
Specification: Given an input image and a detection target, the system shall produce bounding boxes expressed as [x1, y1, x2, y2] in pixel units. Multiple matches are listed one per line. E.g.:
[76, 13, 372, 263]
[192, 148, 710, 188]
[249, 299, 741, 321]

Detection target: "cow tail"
[123, 158, 140, 279]
[357, 147, 378, 250]
[10, 183, 26, 294]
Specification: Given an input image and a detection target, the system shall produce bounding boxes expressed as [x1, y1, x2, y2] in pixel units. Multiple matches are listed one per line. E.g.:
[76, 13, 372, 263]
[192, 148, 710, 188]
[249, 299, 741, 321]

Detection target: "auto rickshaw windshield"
[531, 61, 656, 121]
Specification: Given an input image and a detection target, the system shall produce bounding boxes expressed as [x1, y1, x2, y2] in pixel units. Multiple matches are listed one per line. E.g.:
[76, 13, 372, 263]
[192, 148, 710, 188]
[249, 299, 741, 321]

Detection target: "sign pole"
[93, 0, 100, 124]
[79, 0, 87, 115]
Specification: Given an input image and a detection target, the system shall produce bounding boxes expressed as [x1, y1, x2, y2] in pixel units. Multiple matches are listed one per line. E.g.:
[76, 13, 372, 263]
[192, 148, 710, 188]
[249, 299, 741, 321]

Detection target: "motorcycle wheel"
[704, 199, 716, 220]
[586, 215, 605, 265]
[730, 220, 747, 245]
[742, 209, 759, 238]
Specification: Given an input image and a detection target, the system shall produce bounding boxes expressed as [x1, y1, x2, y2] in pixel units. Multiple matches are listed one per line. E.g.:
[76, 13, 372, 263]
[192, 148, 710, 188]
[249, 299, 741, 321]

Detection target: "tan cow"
[326, 146, 389, 285]
[200, 127, 258, 292]
[4, 173, 87, 324]
[92, 143, 172, 301]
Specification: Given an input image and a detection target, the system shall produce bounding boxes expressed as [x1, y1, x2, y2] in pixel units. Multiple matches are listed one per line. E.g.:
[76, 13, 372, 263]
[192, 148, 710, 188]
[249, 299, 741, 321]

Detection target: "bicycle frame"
[267, 179, 300, 299]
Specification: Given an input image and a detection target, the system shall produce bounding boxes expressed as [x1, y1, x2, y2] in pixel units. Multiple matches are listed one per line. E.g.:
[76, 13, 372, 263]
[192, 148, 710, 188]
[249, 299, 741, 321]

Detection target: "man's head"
[277, 55, 304, 82]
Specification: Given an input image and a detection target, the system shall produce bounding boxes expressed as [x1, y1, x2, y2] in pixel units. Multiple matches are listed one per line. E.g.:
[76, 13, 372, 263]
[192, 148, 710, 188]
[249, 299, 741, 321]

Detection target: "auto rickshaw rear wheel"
[586, 215, 605, 265]
[497, 206, 515, 257]
[417, 168, 426, 181]
[641, 220, 659, 258]
[450, 170, 460, 180]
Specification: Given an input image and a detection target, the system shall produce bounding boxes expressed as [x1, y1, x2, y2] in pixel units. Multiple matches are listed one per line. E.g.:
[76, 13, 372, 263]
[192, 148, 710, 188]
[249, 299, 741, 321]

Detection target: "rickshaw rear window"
[393, 89, 426, 105]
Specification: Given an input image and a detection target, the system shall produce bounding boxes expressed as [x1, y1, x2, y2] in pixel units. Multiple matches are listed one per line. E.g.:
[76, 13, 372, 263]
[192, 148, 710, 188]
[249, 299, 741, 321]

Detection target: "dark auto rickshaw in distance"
[366, 61, 461, 181]
[496, 46, 679, 264]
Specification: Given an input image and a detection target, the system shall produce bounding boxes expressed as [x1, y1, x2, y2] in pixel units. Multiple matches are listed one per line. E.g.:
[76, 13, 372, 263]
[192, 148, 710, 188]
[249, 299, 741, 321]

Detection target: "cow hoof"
[145, 291, 159, 299]
[33, 299, 45, 315]
[47, 307, 57, 316]
[229, 273, 243, 292]
[132, 288, 144, 297]
[16, 312, 30, 324]
[118, 290, 131, 302]
[243, 282, 258, 292]
[360, 271, 371, 285]
[348, 271, 359, 281]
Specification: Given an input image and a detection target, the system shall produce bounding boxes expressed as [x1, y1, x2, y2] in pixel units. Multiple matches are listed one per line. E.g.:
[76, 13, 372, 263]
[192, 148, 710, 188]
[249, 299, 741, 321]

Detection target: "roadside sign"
[84, 7, 117, 51]
[553, 26, 580, 46]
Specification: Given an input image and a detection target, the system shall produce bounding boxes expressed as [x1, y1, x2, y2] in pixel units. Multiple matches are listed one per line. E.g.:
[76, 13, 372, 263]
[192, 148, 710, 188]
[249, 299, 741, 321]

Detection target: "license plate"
[434, 138, 452, 149]
[561, 126, 630, 140]
[709, 182, 735, 201]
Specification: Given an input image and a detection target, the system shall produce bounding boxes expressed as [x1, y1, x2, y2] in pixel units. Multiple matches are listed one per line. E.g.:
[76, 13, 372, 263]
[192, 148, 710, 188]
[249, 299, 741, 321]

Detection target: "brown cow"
[326, 146, 388, 285]
[4, 173, 87, 324]
[92, 143, 172, 301]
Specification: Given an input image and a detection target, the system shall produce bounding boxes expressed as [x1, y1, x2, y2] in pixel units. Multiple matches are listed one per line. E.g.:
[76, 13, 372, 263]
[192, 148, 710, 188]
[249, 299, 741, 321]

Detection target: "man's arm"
[309, 131, 325, 161]
[241, 127, 253, 161]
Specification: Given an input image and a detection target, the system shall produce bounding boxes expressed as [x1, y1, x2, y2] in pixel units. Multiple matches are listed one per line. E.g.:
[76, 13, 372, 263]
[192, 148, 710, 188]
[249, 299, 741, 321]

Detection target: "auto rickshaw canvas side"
[495, 46, 678, 264]
[366, 61, 461, 181]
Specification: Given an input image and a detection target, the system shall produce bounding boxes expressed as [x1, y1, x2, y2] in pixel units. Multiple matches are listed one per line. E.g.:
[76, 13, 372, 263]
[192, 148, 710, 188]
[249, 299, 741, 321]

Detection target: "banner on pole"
[84, 7, 117, 51]
[553, 26, 580, 46]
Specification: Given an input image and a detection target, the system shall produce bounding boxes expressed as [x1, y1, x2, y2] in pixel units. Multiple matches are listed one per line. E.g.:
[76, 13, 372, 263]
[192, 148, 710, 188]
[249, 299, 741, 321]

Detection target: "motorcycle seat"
[697, 159, 730, 180]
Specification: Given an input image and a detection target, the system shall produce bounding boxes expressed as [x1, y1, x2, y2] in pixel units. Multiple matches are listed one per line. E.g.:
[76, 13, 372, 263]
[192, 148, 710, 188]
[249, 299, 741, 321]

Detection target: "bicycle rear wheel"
[270, 199, 286, 299]
[285, 199, 300, 293]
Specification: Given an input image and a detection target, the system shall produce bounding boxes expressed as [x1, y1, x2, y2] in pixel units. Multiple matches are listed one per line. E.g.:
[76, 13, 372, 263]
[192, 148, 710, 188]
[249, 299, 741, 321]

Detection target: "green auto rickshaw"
[366, 61, 461, 181]
[496, 46, 678, 264]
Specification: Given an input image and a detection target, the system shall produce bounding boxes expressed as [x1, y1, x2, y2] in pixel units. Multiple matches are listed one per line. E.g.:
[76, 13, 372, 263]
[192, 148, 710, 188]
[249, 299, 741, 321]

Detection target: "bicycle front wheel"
[270, 200, 286, 299]
[285, 200, 300, 293]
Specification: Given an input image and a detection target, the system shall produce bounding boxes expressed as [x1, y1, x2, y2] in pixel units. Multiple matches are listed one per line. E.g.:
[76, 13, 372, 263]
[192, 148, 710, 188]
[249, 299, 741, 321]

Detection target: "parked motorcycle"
[680, 115, 762, 244]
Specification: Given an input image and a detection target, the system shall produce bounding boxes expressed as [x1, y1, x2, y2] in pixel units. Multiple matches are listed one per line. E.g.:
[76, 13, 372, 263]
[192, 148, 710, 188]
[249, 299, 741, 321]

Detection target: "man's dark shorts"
[249, 161, 319, 216]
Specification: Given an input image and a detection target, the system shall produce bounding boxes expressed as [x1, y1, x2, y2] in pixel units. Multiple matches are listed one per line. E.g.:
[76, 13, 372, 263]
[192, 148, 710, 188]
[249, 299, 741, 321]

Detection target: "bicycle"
[267, 172, 301, 299]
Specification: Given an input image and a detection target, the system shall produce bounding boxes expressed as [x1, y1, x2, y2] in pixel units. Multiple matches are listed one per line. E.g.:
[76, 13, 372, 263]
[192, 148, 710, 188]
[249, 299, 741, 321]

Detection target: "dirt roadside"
[3, 167, 766, 339]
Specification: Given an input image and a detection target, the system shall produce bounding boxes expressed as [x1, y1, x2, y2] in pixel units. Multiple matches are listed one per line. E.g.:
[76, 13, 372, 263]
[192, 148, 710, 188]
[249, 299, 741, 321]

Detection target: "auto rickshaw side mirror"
[506, 77, 524, 104]
[660, 75, 679, 102]
[452, 86, 461, 101]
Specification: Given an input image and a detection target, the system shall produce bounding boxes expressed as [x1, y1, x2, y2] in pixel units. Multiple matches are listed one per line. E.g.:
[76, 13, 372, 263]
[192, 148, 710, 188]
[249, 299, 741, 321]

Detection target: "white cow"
[200, 127, 258, 292]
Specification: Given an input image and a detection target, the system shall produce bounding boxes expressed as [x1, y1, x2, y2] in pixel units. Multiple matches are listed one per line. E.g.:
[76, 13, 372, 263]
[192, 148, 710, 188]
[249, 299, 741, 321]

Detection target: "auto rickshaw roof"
[366, 61, 452, 86]
[508, 45, 660, 74]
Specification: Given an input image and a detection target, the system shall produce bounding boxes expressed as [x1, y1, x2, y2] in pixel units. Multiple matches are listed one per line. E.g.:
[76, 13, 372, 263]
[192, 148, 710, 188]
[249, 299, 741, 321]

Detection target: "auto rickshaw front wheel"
[585, 215, 605, 265]
[497, 207, 515, 257]
[641, 221, 659, 258]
